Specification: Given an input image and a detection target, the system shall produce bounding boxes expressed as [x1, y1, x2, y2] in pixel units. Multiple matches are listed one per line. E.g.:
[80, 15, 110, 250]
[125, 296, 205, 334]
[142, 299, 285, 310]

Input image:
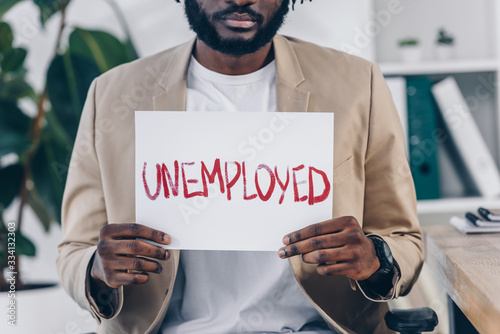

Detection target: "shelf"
[417, 197, 500, 215]
[380, 59, 500, 76]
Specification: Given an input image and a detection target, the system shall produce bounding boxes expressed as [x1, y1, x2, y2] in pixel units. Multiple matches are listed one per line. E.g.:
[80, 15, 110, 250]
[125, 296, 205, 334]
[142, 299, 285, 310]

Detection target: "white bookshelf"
[372, 0, 500, 219]
[417, 197, 500, 215]
[380, 59, 500, 76]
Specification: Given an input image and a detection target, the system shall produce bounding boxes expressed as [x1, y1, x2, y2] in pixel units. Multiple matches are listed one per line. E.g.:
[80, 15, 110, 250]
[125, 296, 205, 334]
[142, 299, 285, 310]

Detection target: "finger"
[111, 257, 163, 274]
[282, 216, 355, 245]
[278, 234, 345, 258]
[107, 271, 150, 288]
[112, 240, 170, 260]
[301, 246, 352, 264]
[103, 223, 171, 245]
[316, 262, 352, 277]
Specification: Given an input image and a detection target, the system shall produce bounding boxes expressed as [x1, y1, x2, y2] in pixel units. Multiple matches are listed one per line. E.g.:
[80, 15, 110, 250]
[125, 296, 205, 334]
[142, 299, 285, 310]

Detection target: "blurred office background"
[2, 0, 500, 333]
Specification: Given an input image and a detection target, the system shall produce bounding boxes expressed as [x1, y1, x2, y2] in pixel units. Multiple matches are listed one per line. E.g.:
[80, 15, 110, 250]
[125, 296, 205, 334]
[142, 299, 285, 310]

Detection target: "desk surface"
[424, 224, 500, 333]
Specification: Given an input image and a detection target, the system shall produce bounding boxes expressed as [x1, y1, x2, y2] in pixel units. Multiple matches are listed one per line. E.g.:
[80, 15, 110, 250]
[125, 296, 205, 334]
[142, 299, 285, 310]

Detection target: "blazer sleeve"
[356, 64, 424, 301]
[56, 78, 124, 322]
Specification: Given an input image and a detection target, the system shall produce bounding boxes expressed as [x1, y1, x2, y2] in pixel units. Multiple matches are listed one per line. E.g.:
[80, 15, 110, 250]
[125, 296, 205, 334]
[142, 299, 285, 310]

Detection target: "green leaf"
[0, 21, 13, 52]
[27, 188, 52, 231]
[15, 230, 36, 257]
[0, 77, 34, 101]
[46, 53, 100, 140]
[0, 164, 24, 209]
[31, 128, 72, 224]
[69, 28, 132, 73]
[1, 48, 27, 72]
[0, 99, 32, 157]
[124, 38, 139, 61]
[0, 1, 22, 18]
[33, 0, 69, 26]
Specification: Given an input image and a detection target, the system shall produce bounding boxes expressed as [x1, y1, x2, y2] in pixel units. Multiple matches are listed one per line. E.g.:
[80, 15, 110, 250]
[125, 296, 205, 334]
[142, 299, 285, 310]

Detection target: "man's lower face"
[184, 0, 290, 55]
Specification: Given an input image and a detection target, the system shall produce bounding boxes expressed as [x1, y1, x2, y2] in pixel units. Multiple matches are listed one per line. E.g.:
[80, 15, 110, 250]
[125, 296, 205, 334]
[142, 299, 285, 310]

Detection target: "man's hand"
[91, 223, 171, 289]
[278, 216, 380, 281]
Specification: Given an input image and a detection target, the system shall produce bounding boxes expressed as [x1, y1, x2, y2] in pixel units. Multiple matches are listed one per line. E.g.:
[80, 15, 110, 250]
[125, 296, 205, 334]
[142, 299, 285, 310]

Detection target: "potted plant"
[398, 37, 423, 63]
[435, 28, 455, 60]
[1, 1, 137, 331]
[0, 0, 137, 291]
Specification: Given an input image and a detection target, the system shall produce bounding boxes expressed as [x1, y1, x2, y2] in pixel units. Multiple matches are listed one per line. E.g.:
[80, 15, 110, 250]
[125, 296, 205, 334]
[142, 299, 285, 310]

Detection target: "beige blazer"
[57, 35, 423, 334]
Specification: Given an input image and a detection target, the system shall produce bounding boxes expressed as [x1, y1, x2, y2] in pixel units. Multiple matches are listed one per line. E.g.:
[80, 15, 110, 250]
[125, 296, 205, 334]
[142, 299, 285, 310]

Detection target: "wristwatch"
[368, 236, 394, 275]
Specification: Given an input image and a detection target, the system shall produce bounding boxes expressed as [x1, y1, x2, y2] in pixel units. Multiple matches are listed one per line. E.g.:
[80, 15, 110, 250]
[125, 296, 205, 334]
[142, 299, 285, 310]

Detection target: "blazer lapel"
[273, 35, 311, 113]
[153, 38, 196, 111]
[154, 35, 310, 113]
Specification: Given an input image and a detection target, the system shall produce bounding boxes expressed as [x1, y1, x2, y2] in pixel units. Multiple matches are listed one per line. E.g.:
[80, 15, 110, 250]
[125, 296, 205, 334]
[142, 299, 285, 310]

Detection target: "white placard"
[135, 111, 334, 251]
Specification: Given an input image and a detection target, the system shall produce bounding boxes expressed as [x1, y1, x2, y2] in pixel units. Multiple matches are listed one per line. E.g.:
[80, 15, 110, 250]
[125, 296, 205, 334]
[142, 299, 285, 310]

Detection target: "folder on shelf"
[386, 77, 409, 157]
[406, 77, 441, 200]
[432, 77, 500, 198]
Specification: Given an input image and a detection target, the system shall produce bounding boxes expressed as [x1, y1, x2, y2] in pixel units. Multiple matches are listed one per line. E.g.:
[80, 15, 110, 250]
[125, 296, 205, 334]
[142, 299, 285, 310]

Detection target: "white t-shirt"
[160, 56, 333, 334]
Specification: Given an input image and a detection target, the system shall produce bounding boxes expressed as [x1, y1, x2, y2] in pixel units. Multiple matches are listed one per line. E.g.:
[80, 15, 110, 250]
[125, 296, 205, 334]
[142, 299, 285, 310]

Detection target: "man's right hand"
[90, 223, 171, 289]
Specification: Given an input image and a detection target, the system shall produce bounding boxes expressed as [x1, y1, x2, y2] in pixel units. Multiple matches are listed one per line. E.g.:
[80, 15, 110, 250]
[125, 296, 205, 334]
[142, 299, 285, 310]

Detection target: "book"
[432, 77, 500, 198]
[407, 77, 441, 200]
[385, 77, 409, 157]
[450, 216, 500, 234]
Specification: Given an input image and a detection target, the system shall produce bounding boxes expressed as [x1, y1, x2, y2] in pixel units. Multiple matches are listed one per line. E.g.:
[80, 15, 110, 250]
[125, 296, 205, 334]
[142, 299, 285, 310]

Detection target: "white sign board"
[135, 111, 334, 251]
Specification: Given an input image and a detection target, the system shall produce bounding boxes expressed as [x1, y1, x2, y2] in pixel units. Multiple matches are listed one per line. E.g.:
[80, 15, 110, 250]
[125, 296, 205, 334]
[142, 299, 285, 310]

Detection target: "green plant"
[398, 38, 420, 47]
[0, 0, 137, 290]
[437, 28, 454, 45]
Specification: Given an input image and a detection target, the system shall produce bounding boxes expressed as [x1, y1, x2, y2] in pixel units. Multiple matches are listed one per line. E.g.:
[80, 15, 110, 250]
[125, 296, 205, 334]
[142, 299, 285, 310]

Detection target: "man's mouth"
[221, 13, 257, 29]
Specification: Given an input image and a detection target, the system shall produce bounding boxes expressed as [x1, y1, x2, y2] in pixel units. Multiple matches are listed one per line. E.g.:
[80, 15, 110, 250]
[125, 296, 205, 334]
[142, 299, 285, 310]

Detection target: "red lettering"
[201, 159, 225, 196]
[143, 162, 161, 200]
[242, 162, 257, 200]
[255, 164, 276, 201]
[181, 162, 204, 198]
[225, 161, 241, 200]
[275, 166, 290, 205]
[308, 167, 331, 205]
[292, 165, 308, 202]
[161, 161, 179, 198]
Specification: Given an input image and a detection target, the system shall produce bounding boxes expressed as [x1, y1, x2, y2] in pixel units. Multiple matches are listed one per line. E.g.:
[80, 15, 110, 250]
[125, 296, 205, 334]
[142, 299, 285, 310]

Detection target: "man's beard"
[184, 0, 290, 55]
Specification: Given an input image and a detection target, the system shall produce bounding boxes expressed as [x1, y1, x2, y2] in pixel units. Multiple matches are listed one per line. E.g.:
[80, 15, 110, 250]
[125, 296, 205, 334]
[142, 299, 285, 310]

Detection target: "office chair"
[385, 307, 439, 334]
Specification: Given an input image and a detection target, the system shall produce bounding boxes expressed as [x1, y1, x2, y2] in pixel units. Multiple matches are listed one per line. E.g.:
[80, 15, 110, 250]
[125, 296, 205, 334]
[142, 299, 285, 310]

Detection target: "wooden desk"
[424, 224, 500, 334]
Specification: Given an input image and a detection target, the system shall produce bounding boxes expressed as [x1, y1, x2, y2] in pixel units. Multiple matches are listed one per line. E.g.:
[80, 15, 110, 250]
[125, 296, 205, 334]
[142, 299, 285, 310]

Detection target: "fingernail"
[165, 250, 170, 260]
[278, 249, 286, 258]
[282, 236, 290, 245]
[157, 264, 163, 273]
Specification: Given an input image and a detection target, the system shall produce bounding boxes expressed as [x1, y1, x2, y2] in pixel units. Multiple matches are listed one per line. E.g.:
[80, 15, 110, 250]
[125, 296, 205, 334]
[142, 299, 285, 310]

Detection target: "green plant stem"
[12, 4, 68, 288]
[103, 0, 138, 59]
[103, 0, 133, 43]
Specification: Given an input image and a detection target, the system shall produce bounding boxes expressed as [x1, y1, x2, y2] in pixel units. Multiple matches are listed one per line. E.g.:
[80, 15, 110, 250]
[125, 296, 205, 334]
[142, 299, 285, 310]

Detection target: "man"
[57, 0, 423, 333]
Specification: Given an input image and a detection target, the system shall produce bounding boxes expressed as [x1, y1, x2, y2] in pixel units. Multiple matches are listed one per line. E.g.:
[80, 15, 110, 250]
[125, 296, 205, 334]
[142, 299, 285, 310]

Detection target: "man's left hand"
[278, 216, 380, 281]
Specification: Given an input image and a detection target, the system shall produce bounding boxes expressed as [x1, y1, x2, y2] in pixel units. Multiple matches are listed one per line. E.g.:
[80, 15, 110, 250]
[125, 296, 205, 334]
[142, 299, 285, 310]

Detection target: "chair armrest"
[385, 307, 438, 333]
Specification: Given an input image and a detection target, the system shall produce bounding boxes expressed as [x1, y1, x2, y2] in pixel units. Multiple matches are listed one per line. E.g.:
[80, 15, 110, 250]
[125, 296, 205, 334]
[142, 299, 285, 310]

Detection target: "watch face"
[382, 242, 394, 263]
